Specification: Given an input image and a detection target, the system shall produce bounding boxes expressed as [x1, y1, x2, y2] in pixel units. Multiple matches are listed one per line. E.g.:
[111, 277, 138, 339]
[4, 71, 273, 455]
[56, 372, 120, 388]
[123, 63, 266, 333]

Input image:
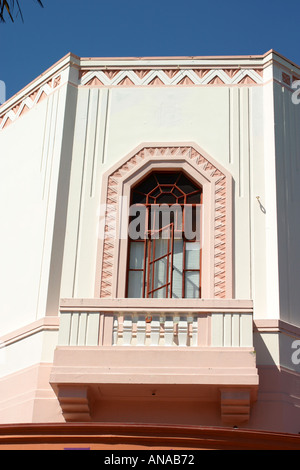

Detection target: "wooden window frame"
[126, 171, 203, 299]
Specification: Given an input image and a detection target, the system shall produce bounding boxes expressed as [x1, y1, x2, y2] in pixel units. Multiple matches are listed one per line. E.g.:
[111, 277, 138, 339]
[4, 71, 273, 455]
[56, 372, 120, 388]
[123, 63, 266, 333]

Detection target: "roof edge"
[1, 50, 299, 121]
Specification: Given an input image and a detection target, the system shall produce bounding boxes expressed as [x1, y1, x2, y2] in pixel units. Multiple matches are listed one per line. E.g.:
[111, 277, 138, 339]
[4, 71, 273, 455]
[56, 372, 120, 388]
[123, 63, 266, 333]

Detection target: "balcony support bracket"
[220, 389, 252, 426]
[57, 386, 93, 422]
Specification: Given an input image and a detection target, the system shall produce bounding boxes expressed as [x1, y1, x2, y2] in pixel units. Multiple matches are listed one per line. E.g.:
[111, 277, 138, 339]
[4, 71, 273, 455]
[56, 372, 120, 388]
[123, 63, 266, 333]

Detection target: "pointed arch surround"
[95, 144, 233, 300]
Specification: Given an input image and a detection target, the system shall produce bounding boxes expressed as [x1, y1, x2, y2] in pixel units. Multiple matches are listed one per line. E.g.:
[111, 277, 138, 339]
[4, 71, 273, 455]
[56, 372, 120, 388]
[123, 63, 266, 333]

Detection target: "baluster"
[123, 316, 133, 346]
[191, 317, 198, 347]
[112, 316, 119, 346]
[164, 316, 174, 346]
[136, 316, 146, 346]
[150, 315, 161, 346]
[178, 316, 188, 347]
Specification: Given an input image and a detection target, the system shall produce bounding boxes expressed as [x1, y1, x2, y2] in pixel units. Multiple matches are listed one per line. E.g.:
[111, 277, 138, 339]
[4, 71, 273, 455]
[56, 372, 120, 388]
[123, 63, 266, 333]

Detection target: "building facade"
[0, 50, 300, 445]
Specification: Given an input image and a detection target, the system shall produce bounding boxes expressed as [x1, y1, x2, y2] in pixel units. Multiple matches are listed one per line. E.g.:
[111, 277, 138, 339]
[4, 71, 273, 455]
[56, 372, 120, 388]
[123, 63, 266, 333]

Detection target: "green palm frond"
[0, 1, 14, 22]
[0, 0, 43, 23]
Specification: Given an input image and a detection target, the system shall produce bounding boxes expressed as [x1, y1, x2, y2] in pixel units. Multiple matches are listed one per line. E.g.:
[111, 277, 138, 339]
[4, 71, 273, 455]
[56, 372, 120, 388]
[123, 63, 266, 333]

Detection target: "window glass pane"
[172, 239, 183, 298]
[128, 171, 203, 299]
[151, 207, 180, 232]
[156, 172, 179, 184]
[129, 242, 145, 269]
[132, 192, 146, 204]
[161, 186, 173, 192]
[186, 192, 201, 204]
[177, 173, 198, 194]
[156, 193, 177, 204]
[134, 173, 157, 194]
[153, 240, 168, 289]
[184, 206, 201, 240]
[152, 238, 168, 258]
[128, 271, 143, 298]
[149, 256, 167, 297]
[154, 256, 167, 285]
[148, 239, 172, 297]
[153, 286, 166, 298]
[150, 187, 161, 197]
[185, 242, 200, 269]
[173, 187, 184, 198]
[184, 272, 200, 298]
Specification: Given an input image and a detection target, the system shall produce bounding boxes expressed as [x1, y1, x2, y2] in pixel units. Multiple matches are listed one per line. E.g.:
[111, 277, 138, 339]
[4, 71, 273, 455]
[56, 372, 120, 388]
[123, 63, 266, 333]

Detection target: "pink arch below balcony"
[95, 143, 233, 300]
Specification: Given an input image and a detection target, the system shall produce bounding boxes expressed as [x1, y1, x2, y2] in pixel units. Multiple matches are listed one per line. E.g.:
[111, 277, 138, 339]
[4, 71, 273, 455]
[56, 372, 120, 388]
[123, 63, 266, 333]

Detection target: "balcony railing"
[52, 298, 258, 424]
[113, 314, 198, 347]
[57, 298, 254, 348]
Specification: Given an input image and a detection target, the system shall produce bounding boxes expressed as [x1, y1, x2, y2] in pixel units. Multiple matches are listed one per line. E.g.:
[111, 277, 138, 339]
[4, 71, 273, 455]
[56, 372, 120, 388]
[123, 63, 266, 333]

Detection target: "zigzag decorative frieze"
[81, 68, 264, 88]
[100, 146, 228, 299]
[0, 74, 62, 131]
[0, 64, 264, 132]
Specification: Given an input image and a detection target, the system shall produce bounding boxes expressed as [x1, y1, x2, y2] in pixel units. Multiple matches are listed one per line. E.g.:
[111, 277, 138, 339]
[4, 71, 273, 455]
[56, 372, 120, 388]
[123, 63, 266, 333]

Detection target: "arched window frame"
[126, 170, 203, 299]
[95, 144, 233, 300]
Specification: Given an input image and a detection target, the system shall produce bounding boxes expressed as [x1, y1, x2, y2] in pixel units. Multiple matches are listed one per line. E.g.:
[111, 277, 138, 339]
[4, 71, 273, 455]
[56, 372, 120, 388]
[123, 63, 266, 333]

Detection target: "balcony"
[50, 298, 259, 424]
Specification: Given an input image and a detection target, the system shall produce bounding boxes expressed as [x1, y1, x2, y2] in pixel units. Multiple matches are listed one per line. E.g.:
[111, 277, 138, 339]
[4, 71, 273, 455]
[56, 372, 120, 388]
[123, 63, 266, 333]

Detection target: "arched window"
[126, 171, 203, 299]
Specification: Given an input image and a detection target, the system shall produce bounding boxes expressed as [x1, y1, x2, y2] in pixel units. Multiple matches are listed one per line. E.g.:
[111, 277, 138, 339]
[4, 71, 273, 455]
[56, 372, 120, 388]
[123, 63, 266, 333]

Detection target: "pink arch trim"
[97, 144, 233, 300]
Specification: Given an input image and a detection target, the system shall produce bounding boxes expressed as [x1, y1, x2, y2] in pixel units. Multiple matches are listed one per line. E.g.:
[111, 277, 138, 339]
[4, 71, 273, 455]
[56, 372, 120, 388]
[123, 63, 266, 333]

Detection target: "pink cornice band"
[1, 50, 300, 132]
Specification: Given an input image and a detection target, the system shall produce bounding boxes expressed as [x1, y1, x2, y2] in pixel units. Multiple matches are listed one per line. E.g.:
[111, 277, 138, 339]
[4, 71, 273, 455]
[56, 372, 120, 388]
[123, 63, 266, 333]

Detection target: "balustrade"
[58, 304, 253, 348]
[112, 314, 198, 347]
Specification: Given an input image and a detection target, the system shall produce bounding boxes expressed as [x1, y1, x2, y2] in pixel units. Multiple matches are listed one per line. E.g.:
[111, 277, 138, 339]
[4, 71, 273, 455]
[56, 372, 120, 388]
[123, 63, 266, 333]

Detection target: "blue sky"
[1, 0, 300, 100]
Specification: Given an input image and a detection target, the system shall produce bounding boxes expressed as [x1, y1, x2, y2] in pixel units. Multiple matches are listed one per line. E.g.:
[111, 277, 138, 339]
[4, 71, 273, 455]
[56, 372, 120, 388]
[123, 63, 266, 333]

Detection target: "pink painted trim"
[0, 363, 62, 424]
[2, 50, 299, 132]
[60, 298, 253, 312]
[80, 54, 267, 61]
[0, 317, 60, 346]
[78, 49, 291, 62]
[0, 53, 74, 111]
[0, 73, 63, 130]
[95, 143, 233, 300]
[50, 346, 258, 386]
[254, 319, 300, 338]
[79, 67, 265, 89]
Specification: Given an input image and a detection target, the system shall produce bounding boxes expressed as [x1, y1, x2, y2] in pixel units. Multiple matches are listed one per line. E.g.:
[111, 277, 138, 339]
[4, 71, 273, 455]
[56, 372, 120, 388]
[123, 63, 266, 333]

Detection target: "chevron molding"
[80, 67, 264, 88]
[1, 50, 300, 132]
[0, 74, 62, 131]
[0, 66, 264, 132]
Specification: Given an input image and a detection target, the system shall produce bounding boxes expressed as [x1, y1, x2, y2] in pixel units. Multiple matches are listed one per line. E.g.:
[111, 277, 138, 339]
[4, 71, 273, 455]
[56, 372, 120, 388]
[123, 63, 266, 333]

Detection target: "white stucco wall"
[1, 52, 300, 375]
[0, 82, 77, 336]
[0, 53, 300, 431]
[274, 81, 300, 327]
[60, 83, 271, 319]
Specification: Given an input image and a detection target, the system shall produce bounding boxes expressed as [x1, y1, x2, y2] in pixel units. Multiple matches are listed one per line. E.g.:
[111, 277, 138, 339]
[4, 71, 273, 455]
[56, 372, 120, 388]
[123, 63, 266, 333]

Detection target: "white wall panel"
[0, 83, 76, 336]
[61, 85, 265, 305]
[274, 83, 300, 327]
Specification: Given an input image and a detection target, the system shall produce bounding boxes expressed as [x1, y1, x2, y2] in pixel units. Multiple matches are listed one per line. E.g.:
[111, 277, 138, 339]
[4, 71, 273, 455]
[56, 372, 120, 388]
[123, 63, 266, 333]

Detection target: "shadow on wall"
[252, 330, 300, 434]
[253, 330, 277, 367]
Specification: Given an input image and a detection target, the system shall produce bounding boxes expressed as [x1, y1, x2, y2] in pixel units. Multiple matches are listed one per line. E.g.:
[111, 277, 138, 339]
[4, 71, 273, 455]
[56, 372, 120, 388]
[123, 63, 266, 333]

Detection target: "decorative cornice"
[1, 50, 300, 133]
[0, 73, 62, 131]
[80, 67, 264, 88]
